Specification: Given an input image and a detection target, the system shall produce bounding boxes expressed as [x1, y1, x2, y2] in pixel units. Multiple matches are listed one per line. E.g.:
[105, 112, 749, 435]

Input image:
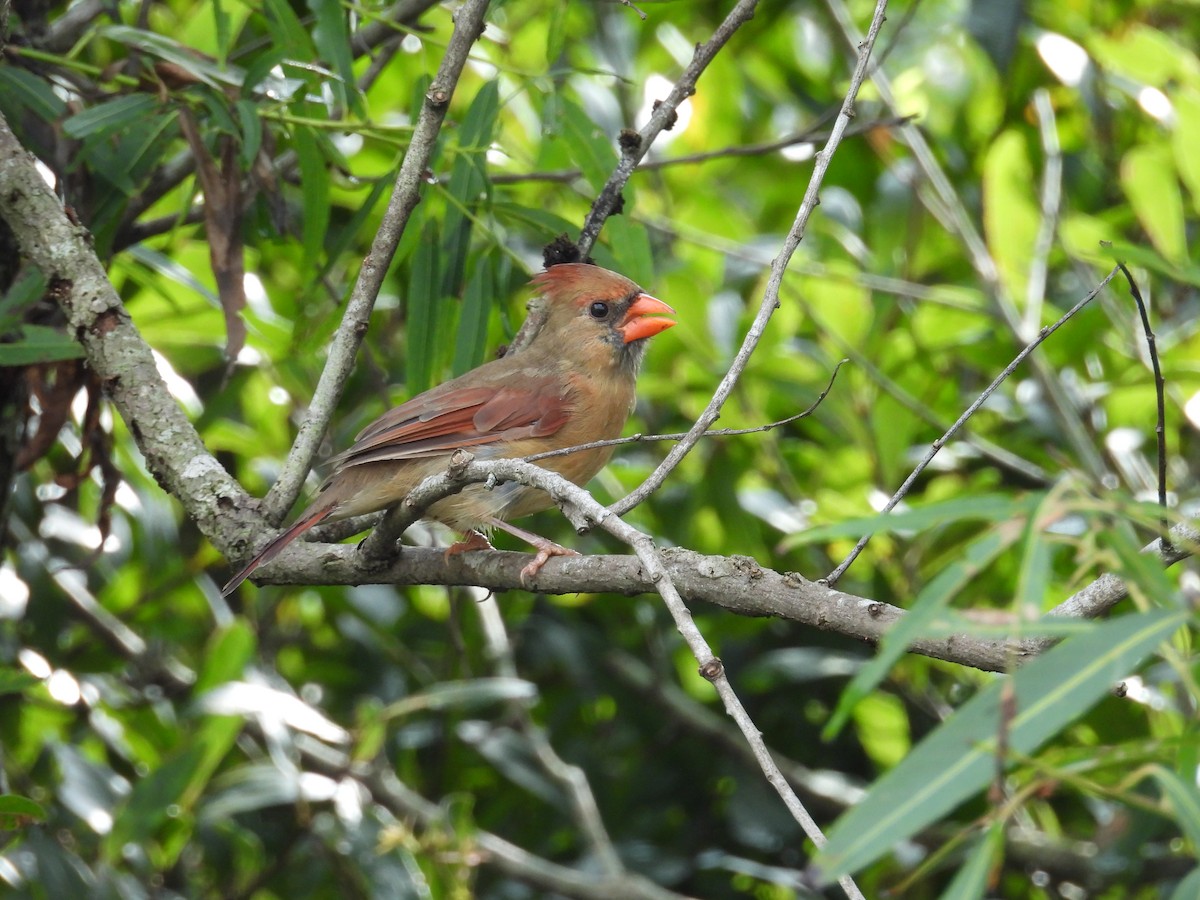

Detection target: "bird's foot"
[445, 529, 495, 559]
[485, 517, 580, 586]
[518, 540, 580, 585]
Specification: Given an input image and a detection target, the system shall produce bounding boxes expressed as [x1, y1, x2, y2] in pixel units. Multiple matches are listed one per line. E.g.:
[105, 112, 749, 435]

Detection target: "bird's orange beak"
[620, 293, 676, 344]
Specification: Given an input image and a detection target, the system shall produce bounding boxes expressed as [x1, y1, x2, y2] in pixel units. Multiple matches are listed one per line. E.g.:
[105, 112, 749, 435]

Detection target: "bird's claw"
[445, 530, 495, 560]
[519, 542, 580, 586]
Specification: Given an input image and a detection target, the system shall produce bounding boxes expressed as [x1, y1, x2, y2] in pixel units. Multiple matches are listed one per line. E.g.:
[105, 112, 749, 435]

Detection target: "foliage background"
[1, 0, 1199, 897]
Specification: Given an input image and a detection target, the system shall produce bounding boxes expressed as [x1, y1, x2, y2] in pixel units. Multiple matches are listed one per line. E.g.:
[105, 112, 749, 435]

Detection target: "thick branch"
[0, 111, 255, 545]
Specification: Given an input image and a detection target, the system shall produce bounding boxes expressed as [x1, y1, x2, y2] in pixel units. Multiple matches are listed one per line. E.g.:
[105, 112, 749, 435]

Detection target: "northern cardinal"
[220, 263, 674, 596]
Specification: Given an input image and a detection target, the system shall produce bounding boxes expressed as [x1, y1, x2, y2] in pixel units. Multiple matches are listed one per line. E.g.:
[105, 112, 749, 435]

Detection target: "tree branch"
[574, 0, 761, 259]
[0, 110, 256, 548]
[607, 0, 891, 519]
[260, 0, 493, 525]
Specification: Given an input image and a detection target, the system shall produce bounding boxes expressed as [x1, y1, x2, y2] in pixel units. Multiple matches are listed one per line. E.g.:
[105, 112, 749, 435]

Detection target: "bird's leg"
[486, 517, 580, 584]
[445, 529, 495, 559]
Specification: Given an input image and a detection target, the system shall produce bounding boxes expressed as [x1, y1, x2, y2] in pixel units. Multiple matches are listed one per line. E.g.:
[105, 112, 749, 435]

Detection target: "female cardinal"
[220, 263, 674, 596]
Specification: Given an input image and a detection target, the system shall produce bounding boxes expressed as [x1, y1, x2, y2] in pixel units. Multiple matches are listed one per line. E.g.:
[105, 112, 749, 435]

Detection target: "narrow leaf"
[442, 81, 500, 296]
[293, 126, 331, 262]
[1151, 767, 1200, 851]
[560, 97, 617, 193]
[406, 222, 442, 394]
[937, 822, 1004, 900]
[817, 609, 1187, 880]
[823, 520, 1025, 738]
[785, 493, 1040, 547]
[452, 255, 494, 376]
[0, 326, 86, 366]
[63, 94, 161, 140]
[0, 794, 47, 828]
[307, 0, 363, 115]
[0, 67, 67, 120]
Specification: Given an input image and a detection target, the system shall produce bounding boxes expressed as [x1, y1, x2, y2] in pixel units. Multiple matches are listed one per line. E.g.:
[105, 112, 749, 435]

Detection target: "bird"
[220, 263, 675, 596]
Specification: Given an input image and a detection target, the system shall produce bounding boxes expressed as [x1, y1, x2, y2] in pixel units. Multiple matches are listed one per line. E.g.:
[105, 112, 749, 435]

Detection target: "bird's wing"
[328, 379, 572, 470]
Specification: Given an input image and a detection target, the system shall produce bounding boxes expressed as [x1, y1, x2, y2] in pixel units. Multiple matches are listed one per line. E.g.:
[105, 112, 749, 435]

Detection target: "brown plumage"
[221, 263, 674, 595]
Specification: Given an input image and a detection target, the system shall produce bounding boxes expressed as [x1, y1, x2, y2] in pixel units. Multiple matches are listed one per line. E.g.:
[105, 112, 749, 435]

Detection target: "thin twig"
[1114, 259, 1169, 549]
[824, 266, 1119, 585]
[824, 0, 1110, 481]
[261, 0, 492, 524]
[489, 116, 911, 185]
[607, 0, 891, 520]
[474, 597, 624, 875]
[615, 0, 648, 20]
[316, 455, 865, 898]
[575, 0, 761, 259]
[522, 359, 846, 465]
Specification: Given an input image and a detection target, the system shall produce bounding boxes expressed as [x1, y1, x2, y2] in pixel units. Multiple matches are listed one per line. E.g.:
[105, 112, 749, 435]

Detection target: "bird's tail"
[220, 504, 335, 597]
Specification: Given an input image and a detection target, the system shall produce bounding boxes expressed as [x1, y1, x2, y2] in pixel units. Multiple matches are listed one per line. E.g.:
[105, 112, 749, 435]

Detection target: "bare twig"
[575, 0, 760, 259]
[475, 597, 624, 875]
[489, 116, 912, 185]
[607, 0, 891, 519]
[825, 266, 1119, 585]
[1113, 260, 1168, 546]
[523, 358, 846, 465]
[824, 0, 1110, 481]
[261, 0, 492, 525]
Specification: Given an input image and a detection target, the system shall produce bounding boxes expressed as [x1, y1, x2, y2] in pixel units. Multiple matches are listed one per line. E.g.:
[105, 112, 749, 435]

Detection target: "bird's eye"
[588, 301, 610, 319]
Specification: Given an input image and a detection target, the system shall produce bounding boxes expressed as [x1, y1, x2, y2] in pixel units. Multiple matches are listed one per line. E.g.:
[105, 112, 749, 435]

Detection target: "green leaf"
[379, 678, 538, 722]
[1151, 767, 1200, 851]
[321, 176, 392, 282]
[606, 216, 654, 287]
[293, 126, 331, 262]
[560, 97, 617, 193]
[0, 67, 67, 120]
[1121, 143, 1187, 264]
[0, 670, 41, 697]
[0, 794, 47, 829]
[0, 267, 48, 325]
[406, 221, 442, 394]
[453, 254, 494, 376]
[261, 0, 317, 61]
[982, 129, 1041, 303]
[816, 609, 1188, 880]
[212, 0, 231, 65]
[106, 716, 241, 863]
[307, 0, 363, 115]
[0, 326, 85, 366]
[1014, 491, 1058, 616]
[937, 822, 1003, 900]
[194, 621, 257, 695]
[236, 98, 263, 166]
[494, 202, 579, 239]
[98, 26, 244, 89]
[63, 94, 162, 140]
[782, 493, 1039, 547]
[823, 520, 1025, 739]
[442, 81, 500, 297]
[1170, 867, 1200, 900]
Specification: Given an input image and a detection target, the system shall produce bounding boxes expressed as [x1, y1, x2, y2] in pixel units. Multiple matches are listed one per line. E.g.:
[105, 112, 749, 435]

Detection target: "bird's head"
[530, 263, 675, 374]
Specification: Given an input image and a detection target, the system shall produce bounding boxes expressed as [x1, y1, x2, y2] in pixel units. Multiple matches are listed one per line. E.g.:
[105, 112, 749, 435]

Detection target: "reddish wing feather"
[330, 379, 573, 470]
